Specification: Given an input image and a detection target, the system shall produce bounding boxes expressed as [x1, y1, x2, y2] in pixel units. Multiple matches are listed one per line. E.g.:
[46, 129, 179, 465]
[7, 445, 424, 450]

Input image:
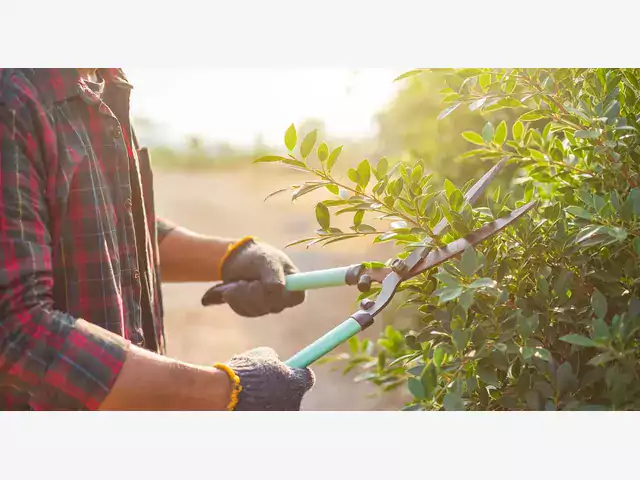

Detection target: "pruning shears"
[201, 158, 536, 369]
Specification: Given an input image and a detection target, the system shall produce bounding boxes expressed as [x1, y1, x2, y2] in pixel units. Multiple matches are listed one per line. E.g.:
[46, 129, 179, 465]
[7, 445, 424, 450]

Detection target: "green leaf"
[391, 178, 404, 197]
[300, 129, 318, 159]
[282, 158, 308, 169]
[634, 237, 640, 255]
[253, 155, 288, 163]
[285, 237, 318, 248]
[517, 313, 539, 338]
[315, 203, 330, 230]
[559, 334, 598, 347]
[438, 103, 461, 120]
[479, 73, 491, 90]
[519, 110, 546, 122]
[353, 210, 364, 227]
[348, 168, 360, 184]
[449, 190, 464, 212]
[443, 392, 464, 411]
[326, 145, 343, 172]
[284, 124, 297, 151]
[317, 142, 329, 162]
[375, 157, 388, 179]
[394, 69, 427, 82]
[325, 184, 339, 195]
[292, 183, 324, 201]
[482, 122, 494, 142]
[556, 362, 577, 396]
[434, 286, 464, 303]
[574, 129, 601, 140]
[494, 120, 507, 145]
[565, 206, 593, 220]
[357, 159, 371, 189]
[478, 364, 499, 386]
[469, 278, 495, 289]
[591, 289, 608, 319]
[444, 179, 456, 198]
[420, 364, 437, 400]
[407, 377, 426, 400]
[587, 352, 615, 366]
[462, 131, 486, 146]
[512, 121, 524, 140]
[534, 347, 552, 362]
[434, 271, 460, 287]
[459, 247, 477, 276]
[411, 164, 424, 186]
[458, 290, 474, 311]
[433, 345, 446, 368]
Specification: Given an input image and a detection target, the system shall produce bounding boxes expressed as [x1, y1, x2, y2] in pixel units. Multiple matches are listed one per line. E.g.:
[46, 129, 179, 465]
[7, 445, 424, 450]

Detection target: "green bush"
[258, 68, 640, 411]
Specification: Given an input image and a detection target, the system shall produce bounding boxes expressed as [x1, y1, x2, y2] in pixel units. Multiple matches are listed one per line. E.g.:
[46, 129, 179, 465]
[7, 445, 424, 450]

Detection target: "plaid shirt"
[0, 69, 175, 410]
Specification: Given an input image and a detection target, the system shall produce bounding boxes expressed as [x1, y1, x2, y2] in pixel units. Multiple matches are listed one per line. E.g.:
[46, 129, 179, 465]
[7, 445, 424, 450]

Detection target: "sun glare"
[125, 68, 404, 148]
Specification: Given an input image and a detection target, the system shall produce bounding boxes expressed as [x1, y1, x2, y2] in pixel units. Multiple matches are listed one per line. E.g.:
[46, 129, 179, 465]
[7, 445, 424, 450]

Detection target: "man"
[0, 68, 315, 411]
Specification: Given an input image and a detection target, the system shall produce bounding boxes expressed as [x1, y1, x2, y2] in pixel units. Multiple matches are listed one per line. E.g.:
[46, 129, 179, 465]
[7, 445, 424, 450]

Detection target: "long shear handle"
[201, 264, 365, 306]
[285, 316, 363, 368]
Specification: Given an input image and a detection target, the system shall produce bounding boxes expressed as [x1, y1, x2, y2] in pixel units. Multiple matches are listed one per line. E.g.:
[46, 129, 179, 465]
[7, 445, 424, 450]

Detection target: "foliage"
[256, 68, 640, 411]
[374, 69, 520, 187]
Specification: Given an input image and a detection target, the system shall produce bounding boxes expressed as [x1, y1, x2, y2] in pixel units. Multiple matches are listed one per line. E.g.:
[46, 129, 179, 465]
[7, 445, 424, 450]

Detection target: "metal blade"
[398, 157, 509, 275]
[367, 200, 536, 316]
[406, 200, 536, 279]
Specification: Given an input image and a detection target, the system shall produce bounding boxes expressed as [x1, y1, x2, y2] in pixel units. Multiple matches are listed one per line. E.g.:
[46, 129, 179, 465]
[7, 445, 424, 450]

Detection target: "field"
[154, 166, 410, 410]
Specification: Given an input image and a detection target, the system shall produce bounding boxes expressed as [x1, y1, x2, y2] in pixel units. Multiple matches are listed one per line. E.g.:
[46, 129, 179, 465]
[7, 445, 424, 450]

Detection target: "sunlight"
[125, 68, 404, 147]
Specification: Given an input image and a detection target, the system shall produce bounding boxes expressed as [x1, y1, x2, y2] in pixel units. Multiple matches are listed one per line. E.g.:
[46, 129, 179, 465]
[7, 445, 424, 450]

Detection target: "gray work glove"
[219, 238, 306, 317]
[226, 347, 315, 411]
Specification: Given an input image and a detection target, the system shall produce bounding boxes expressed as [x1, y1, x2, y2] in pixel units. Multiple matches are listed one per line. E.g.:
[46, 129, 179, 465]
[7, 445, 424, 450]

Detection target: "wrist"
[212, 363, 242, 410]
[219, 236, 256, 278]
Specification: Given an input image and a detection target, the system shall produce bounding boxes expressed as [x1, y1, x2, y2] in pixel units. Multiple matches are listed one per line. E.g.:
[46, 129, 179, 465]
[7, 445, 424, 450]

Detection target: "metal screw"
[360, 299, 375, 310]
[390, 258, 408, 274]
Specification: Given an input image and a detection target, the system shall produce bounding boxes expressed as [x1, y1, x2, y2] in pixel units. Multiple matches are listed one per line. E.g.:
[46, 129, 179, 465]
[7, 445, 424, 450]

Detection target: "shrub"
[257, 69, 640, 411]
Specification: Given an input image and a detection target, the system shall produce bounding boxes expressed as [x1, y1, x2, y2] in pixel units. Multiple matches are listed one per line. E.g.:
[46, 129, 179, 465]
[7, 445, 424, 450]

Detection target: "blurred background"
[127, 67, 491, 410]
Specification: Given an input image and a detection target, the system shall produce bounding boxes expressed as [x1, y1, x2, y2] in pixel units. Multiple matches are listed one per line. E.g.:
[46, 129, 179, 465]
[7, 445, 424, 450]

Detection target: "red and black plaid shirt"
[0, 68, 175, 410]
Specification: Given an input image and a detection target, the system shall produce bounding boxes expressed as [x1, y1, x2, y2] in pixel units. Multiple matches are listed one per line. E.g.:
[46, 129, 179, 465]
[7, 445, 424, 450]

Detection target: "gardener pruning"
[0, 68, 314, 411]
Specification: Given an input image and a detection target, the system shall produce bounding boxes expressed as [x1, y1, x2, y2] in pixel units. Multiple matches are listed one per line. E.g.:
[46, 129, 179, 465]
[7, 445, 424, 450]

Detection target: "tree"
[255, 68, 640, 410]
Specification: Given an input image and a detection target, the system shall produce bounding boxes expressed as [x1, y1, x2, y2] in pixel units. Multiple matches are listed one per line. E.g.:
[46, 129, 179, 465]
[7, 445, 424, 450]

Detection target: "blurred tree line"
[137, 69, 519, 186]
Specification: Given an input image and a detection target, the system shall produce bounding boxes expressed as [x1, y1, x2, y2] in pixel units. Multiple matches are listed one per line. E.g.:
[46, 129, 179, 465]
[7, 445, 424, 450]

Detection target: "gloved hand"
[217, 237, 306, 317]
[218, 347, 315, 411]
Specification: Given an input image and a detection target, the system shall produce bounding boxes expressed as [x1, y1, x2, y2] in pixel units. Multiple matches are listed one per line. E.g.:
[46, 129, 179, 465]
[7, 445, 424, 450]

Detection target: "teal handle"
[201, 264, 364, 306]
[285, 266, 352, 290]
[284, 317, 362, 368]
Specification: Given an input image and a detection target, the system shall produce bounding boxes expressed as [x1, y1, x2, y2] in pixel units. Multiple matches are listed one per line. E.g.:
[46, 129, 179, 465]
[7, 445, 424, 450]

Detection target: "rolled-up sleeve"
[0, 105, 130, 411]
[156, 217, 177, 245]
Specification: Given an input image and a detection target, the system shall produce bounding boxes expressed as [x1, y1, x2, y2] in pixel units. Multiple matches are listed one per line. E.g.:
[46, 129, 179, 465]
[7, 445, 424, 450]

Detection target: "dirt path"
[154, 167, 409, 410]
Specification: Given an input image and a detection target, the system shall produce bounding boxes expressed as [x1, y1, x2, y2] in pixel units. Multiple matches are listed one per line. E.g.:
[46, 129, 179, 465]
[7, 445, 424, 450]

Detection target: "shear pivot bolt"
[390, 259, 408, 274]
[360, 299, 375, 310]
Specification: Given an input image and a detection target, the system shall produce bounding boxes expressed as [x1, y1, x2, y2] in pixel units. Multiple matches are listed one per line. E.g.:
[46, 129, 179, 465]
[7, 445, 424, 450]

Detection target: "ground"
[154, 166, 409, 410]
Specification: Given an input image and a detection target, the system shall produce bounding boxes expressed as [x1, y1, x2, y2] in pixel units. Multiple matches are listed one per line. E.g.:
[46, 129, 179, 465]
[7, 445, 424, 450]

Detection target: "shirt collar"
[28, 68, 133, 103]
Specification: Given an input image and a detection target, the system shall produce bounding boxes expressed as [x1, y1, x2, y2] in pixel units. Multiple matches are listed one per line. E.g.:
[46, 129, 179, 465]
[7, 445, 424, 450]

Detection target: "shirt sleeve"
[156, 217, 177, 245]
[0, 104, 130, 411]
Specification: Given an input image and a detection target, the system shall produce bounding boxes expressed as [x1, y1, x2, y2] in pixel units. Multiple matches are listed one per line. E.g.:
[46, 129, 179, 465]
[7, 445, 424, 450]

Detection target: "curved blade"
[406, 200, 536, 279]
[401, 157, 509, 273]
[367, 200, 536, 316]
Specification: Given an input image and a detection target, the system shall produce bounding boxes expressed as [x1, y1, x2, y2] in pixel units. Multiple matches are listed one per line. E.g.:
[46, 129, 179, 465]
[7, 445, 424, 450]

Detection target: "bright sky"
[125, 68, 404, 147]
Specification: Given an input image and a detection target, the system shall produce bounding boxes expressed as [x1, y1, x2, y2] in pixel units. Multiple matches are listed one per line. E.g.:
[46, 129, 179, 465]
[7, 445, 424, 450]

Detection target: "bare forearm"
[98, 344, 232, 410]
[158, 226, 235, 283]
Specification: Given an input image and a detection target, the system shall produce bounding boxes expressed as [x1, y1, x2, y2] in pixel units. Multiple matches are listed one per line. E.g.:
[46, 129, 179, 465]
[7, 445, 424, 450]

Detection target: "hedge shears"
[202, 158, 536, 369]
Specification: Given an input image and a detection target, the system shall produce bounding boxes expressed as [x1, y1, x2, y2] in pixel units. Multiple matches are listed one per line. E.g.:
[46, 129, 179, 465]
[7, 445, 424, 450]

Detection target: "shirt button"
[132, 269, 140, 280]
[113, 126, 123, 139]
[124, 198, 132, 210]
